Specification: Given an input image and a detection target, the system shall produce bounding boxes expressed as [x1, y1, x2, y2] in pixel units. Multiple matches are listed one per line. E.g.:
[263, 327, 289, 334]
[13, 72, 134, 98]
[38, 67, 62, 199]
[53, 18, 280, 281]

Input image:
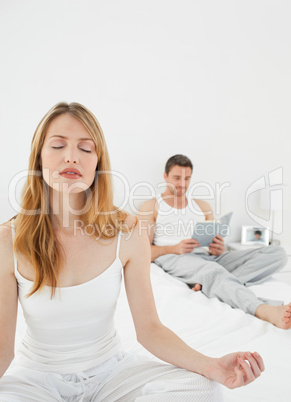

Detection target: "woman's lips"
[59, 168, 82, 179]
[60, 172, 81, 179]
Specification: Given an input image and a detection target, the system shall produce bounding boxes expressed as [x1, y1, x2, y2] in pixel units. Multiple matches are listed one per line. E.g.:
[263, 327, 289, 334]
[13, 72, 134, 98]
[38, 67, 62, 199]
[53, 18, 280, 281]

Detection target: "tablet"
[191, 212, 233, 247]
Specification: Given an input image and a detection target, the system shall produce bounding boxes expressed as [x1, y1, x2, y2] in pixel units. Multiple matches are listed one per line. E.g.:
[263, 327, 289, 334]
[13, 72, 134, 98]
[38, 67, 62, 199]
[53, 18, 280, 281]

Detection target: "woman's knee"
[138, 370, 223, 401]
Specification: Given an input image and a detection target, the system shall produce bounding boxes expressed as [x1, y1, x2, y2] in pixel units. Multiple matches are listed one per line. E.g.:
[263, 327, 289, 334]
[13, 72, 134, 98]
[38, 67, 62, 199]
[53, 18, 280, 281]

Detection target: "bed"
[115, 263, 291, 402]
[12, 262, 291, 401]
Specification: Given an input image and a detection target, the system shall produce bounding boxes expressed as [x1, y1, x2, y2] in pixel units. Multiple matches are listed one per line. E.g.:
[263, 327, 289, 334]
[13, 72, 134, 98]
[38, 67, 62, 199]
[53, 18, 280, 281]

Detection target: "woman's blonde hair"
[12, 102, 136, 297]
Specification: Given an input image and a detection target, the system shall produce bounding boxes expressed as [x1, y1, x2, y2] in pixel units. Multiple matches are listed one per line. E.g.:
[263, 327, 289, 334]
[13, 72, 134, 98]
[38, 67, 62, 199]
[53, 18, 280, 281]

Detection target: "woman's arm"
[0, 224, 18, 378]
[123, 218, 264, 389]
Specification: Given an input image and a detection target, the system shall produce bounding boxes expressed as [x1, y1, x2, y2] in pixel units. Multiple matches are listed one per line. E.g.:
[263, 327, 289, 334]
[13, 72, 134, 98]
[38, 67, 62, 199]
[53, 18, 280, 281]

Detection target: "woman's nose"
[64, 148, 79, 164]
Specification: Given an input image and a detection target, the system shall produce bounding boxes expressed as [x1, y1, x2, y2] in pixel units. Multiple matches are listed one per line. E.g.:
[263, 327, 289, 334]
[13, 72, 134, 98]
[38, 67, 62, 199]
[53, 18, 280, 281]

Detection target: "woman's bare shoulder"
[0, 220, 13, 243]
[0, 221, 15, 275]
[121, 213, 148, 248]
[120, 214, 138, 241]
[120, 213, 150, 270]
[123, 213, 138, 228]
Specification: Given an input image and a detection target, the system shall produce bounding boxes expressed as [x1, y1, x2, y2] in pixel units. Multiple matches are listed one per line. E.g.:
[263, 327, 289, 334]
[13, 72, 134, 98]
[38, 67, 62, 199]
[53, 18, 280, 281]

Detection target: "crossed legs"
[155, 246, 291, 329]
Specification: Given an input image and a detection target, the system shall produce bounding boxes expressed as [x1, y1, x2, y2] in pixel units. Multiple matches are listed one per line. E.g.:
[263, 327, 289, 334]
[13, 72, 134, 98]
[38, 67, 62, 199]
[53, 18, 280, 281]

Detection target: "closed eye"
[51, 146, 91, 153]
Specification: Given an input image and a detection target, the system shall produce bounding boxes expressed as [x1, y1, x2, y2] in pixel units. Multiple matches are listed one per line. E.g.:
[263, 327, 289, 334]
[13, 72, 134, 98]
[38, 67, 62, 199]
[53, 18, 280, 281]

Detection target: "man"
[253, 230, 264, 243]
[138, 154, 291, 329]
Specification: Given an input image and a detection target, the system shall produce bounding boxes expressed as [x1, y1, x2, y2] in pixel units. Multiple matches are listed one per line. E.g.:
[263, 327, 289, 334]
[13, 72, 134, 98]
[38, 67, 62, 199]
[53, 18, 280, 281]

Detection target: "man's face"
[163, 165, 192, 196]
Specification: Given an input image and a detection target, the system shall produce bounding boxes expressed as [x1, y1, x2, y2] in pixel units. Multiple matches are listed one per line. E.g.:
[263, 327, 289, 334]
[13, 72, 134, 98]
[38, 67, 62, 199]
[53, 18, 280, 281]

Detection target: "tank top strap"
[116, 230, 121, 260]
[156, 194, 163, 203]
[10, 219, 18, 276]
[155, 193, 165, 209]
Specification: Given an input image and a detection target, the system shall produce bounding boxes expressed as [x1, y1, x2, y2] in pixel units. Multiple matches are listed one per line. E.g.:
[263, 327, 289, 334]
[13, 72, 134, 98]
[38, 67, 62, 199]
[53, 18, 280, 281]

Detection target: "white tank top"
[11, 220, 123, 374]
[153, 194, 209, 254]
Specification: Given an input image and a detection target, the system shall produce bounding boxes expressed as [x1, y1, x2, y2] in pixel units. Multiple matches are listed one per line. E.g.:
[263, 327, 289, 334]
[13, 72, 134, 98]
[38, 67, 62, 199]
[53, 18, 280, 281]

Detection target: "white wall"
[0, 0, 290, 250]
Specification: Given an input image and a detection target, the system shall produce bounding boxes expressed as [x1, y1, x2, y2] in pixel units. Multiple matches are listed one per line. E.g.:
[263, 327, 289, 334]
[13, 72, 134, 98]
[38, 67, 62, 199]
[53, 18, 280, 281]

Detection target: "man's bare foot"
[255, 303, 291, 329]
[192, 283, 202, 292]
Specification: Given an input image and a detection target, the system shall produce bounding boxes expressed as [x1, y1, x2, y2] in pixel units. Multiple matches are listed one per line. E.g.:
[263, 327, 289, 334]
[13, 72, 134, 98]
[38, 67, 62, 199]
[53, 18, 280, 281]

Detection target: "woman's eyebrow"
[48, 135, 94, 142]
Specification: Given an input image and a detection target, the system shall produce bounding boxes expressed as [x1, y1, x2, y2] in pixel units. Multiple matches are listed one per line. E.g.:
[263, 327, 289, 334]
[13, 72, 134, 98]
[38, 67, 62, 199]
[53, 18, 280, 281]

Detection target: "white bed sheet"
[115, 264, 291, 402]
[13, 263, 291, 402]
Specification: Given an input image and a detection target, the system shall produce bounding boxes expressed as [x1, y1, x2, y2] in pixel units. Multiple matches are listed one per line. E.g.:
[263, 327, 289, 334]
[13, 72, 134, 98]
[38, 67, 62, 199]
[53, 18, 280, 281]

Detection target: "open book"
[191, 212, 233, 247]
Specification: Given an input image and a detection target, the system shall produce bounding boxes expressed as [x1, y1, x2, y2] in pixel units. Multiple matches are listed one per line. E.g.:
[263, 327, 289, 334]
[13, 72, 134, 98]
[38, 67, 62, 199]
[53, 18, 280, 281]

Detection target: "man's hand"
[208, 351, 265, 389]
[174, 239, 201, 255]
[209, 235, 225, 256]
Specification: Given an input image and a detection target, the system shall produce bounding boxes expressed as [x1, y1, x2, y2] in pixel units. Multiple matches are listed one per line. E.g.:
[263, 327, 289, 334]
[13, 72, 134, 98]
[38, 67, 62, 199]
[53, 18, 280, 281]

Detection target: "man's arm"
[194, 199, 214, 221]
[137, 199, 200, 262]
[137, 198, 176, 262]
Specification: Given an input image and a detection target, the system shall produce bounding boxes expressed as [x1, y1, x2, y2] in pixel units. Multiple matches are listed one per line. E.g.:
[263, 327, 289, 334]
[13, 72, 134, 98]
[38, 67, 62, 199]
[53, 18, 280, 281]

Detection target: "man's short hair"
[254, 230, 262, 236]
[165, 154, 193, 175]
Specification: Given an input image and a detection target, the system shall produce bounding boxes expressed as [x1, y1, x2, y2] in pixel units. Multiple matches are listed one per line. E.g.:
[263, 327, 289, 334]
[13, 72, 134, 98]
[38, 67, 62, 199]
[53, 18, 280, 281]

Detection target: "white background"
[0, 0, 290, 249]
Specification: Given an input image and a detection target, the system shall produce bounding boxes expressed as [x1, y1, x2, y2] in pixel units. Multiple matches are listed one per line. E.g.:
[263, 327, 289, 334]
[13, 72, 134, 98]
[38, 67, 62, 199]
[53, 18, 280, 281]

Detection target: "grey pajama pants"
[0, 351, 222, 401]
[155, 245, 288, 315]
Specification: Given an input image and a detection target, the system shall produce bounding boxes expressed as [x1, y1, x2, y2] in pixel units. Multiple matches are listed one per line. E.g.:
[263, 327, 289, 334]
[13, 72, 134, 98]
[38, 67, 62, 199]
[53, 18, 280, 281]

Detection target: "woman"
[0, 102, 264, 401]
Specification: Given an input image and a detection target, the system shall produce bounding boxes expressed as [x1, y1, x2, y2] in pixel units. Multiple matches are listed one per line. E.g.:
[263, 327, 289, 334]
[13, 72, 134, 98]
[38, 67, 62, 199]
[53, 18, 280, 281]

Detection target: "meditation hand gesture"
[209, 351, 265, 389]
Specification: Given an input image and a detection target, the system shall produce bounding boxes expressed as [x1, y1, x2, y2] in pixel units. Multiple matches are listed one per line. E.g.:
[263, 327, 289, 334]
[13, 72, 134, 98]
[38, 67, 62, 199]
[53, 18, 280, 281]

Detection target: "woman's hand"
[209, 235, 225, 256]
[208, 351, 265, 389]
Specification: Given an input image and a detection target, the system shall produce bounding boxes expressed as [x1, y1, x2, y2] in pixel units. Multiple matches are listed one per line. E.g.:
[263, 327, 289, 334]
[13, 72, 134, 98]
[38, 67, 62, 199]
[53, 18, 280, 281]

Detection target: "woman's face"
[40, 113, 98, 194]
